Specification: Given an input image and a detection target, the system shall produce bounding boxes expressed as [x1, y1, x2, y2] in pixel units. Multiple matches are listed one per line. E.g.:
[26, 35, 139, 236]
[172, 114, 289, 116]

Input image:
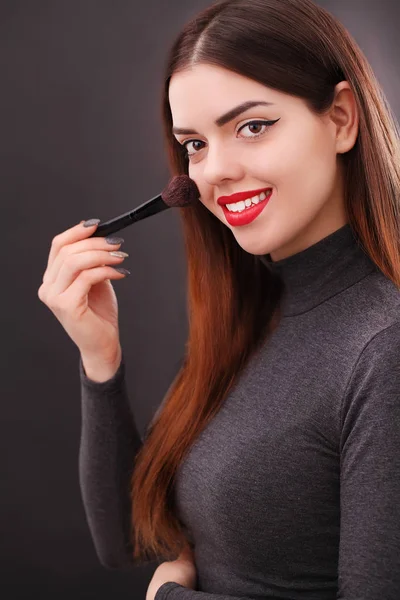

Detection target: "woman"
[38, 0, 400, 598]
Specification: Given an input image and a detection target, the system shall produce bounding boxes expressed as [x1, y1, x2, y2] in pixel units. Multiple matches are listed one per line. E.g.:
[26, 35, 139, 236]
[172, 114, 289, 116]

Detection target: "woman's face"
[169, 63, 356, 260]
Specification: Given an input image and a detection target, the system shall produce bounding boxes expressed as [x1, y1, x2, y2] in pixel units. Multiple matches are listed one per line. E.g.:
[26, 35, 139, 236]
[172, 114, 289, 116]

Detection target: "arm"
[155, 583, 256, 600]
[338, 322, 400, 599]
[78, 351, 142, 569]
[78, 352, 257, 595]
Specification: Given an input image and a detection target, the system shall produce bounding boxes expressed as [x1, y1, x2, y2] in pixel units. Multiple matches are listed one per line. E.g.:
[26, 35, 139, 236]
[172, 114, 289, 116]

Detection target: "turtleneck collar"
[259, 223, 378, 317]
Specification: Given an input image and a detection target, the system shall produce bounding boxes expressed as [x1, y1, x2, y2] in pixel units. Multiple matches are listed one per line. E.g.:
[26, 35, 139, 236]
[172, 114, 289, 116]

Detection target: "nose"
[202, 141, 244, 187]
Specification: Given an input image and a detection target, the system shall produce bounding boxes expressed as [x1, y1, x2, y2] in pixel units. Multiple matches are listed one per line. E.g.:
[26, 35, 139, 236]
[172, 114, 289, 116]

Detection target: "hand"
[38, 219, 129, 361]
[146, 546, 197, 600]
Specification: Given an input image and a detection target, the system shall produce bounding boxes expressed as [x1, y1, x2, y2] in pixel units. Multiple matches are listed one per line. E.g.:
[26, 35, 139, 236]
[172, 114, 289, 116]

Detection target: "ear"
[330, 81, 359, 154]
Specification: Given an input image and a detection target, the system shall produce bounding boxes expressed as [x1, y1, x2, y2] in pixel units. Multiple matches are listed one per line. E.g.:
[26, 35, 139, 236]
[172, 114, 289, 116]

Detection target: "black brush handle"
[90, 193, 168, 237]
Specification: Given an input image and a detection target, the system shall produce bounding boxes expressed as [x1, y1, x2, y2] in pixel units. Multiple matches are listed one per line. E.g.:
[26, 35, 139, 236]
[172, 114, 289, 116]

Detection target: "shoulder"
[340, 320, 400, 436]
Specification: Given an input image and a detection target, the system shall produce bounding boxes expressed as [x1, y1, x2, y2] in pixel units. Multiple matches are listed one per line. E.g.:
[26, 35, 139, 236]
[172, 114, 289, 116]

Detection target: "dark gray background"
[1, 1, 399, 598]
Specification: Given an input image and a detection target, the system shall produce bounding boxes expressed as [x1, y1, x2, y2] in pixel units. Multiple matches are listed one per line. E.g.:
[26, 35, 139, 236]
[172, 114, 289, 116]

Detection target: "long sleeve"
[78, 352, 253, 599]
[78, 351, 262, 600]
[338, 322, 400, 599]
[78, 351, 142, 569]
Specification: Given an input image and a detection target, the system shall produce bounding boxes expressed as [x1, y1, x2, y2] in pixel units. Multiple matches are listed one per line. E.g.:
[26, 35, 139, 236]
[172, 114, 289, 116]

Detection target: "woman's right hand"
[37, 219, 130, 367]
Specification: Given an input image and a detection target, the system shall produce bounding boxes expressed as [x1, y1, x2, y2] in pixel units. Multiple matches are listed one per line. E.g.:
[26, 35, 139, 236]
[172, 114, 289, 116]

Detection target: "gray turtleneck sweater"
[78, 223, 400, 600]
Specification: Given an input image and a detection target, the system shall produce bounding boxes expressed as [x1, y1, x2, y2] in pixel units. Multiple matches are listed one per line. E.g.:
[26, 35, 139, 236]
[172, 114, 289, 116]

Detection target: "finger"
[44, 234, 123, 287]
[55, 264, 128, 314]
[45, 220, 99, 279]
[50, 249, 127, 296]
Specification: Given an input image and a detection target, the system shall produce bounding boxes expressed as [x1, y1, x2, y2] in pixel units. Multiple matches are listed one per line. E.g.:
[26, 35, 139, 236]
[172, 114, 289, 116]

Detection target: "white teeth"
[226, 190, 271, 213]
[229, 200, 246, 212]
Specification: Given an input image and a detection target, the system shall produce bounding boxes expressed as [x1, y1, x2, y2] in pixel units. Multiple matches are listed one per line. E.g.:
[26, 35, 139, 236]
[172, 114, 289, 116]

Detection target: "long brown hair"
[130, 0, 400, 564]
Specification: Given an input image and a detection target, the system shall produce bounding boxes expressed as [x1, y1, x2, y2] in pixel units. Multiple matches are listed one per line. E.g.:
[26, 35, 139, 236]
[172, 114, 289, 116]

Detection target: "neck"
[259, 223, 378, 317]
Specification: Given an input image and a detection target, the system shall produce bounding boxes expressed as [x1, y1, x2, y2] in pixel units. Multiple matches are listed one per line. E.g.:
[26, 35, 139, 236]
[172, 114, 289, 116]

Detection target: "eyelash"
[180, 119, 278, 159]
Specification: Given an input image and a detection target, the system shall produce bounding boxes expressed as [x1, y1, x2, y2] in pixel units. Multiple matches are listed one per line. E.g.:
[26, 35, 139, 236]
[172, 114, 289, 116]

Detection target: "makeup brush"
[89, 175, 200, 238]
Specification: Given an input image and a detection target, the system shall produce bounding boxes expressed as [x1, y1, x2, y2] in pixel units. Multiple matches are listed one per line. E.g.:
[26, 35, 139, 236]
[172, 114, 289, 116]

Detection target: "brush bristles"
[161, 175, 200, 208]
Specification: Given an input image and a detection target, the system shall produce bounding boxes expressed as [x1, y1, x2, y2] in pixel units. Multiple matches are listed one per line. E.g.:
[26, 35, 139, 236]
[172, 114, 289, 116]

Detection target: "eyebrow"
[172, 100, 275, 135]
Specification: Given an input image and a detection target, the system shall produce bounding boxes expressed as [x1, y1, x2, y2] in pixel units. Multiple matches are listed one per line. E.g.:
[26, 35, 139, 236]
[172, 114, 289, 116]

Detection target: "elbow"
[98, 556, 124, 570]
[98, 554, 135, 571]
[94, 546, 136, 571]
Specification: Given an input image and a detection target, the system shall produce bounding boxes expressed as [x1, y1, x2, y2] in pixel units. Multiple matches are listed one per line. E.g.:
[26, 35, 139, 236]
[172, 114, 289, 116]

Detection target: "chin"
[232, 237, 272, 256]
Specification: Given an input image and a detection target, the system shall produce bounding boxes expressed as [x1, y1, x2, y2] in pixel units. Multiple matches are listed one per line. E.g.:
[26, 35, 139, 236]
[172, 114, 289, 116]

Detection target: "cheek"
[188, 169, 213, 209]
[298, 132, 337, 196]
[264, 128, 336, 195]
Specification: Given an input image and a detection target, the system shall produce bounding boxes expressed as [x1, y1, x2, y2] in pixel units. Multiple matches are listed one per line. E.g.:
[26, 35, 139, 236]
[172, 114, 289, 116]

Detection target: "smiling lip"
[222, 190, 273, 227]
[217, 187, 272, 205]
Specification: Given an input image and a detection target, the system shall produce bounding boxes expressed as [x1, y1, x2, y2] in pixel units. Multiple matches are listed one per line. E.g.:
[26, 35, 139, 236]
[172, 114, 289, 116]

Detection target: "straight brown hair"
[130, 0, 400, 564]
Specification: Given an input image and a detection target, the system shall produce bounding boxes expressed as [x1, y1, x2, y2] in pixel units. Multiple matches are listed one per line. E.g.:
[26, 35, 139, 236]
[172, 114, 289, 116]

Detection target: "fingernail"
[82, 218, 101, 227]
[109, 251, 129, 258]
[112, 267, 131, 276]
[105, 236, 124, 245]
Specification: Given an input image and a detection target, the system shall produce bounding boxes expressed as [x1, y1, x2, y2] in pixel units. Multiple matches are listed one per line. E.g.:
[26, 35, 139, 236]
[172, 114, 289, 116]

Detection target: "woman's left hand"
[146, 546, 197, 600]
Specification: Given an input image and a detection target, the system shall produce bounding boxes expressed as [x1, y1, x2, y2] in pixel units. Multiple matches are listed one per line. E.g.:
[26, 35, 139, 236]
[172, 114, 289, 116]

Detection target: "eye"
[238, 120, 275, 138]
[180, 119, 279, 159]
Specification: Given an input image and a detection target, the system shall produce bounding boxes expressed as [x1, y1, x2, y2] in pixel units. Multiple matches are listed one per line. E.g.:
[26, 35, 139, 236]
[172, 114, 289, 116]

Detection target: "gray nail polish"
[105, 236, 124, 245]
[112, 267, 130, 276]
[83, 218, 101, 227]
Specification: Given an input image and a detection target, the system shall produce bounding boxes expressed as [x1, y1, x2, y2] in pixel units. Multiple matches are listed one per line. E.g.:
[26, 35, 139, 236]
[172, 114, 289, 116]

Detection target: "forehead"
[169, 63, 302, 123]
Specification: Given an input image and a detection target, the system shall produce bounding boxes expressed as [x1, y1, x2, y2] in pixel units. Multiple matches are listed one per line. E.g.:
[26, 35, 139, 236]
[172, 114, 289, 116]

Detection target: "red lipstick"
[221, 189, 273, 227]
[217, 187, 272, 205]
